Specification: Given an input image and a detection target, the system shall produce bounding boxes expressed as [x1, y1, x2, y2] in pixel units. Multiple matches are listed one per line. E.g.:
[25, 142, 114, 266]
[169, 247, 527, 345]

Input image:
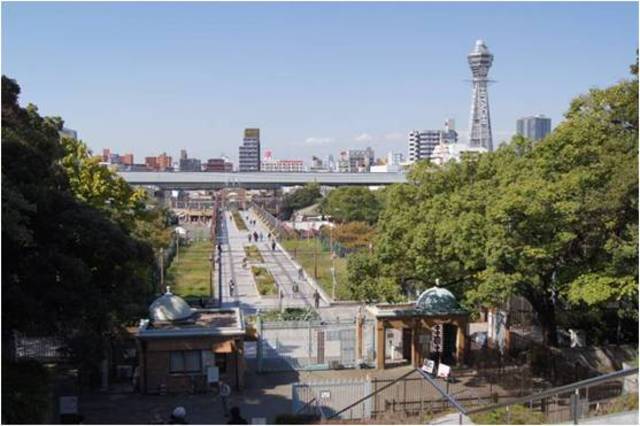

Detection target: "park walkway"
[218, 208, 329, 314]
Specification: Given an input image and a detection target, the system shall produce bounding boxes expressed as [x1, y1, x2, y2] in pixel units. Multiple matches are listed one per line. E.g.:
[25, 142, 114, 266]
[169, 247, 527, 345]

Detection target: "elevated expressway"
[118, 171, 407, 190]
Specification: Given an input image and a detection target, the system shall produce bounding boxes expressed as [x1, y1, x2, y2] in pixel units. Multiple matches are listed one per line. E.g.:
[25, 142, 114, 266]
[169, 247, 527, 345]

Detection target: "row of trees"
[2, 76, 172, 422]
[347, 65, 638, 345]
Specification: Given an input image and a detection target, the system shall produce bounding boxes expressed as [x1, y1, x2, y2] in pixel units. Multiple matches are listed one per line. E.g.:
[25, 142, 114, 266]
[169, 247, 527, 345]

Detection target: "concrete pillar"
[376, 321, 385, 370]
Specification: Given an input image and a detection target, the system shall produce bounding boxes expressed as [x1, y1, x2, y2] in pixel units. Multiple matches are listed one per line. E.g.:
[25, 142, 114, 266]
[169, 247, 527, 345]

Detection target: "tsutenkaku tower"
[467, 40, 494, 151]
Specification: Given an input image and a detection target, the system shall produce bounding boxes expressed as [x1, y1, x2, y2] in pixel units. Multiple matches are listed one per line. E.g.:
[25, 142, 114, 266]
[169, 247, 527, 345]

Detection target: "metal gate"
[257, 319, 360, 372]
[292, 378, 372, 419]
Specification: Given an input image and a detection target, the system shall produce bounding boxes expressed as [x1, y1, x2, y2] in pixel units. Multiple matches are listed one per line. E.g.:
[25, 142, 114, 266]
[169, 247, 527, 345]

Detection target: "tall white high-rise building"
[408, 118, 458, 163]
[467, 40, 494, 151]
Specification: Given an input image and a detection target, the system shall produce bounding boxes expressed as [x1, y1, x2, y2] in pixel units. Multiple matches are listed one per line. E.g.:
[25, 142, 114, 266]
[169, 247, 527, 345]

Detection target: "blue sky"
[2, 2, 638, 164]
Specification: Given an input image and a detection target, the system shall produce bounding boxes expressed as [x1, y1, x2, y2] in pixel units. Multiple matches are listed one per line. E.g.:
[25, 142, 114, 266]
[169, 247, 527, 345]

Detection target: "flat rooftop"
[138, 308, 244, 338]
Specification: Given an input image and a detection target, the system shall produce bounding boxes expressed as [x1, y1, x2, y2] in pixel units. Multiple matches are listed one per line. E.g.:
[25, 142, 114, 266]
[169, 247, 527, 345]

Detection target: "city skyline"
[2, 2, 637, 164]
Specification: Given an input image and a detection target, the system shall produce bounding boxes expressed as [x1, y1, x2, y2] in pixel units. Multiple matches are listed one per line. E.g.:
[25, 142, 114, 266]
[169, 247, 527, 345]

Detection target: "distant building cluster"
[78, 40, 557, 176]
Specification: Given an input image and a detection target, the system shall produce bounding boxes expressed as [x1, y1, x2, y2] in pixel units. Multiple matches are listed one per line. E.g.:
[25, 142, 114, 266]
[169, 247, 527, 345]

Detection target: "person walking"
[227, 407, 248, 424]
[219, 381, 231, 417]
[259, 232, 264, 241]
[314, 290, 320, 309]
[247, 234, 251, 243]
[271, 240, 276, 251]
[298, 267, 304, 280]
[229, 279, 235, 297]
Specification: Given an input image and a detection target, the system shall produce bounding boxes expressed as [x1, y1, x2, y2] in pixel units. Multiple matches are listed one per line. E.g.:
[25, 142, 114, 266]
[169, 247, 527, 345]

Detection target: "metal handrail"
[416, 369, 468, 414]
[327, 368, 417, 419]
[465, 367, 639, 415]
[295, 397, 316, 415]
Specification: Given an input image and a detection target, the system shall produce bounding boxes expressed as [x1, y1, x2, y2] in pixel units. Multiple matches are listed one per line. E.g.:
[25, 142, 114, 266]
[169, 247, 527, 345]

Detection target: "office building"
[145, 153, 173, 171]
[239, 128, 261, 172]
[205, 158, 233, 172]
[468, 40, 494, 151]
[337, 147, 375, 172]
[121, 153, 134, 166]
[261, 150, 304, 172]
[408, 119, 458, 163]
[178, 150, 202, 172]
[516, 115, 552, 141]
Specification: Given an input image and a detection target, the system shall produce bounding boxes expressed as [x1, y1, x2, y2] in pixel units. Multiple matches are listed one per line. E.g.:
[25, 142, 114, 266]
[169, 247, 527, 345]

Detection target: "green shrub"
[252, 266, 277, 295]
[471, 404, 545, 425]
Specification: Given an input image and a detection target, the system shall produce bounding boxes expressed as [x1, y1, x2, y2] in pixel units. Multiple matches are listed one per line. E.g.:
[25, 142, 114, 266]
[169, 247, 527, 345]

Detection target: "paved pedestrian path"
[218, 208, 329, 314]
[246, 208, 330, 309]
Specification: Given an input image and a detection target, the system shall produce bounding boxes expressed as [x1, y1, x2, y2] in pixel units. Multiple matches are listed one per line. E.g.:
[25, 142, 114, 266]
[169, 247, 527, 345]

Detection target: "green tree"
[352, 64, 638, 345]
[2, 75, 159, 382]
[320, 186, 382, 224]
[279, 182, 322, 220]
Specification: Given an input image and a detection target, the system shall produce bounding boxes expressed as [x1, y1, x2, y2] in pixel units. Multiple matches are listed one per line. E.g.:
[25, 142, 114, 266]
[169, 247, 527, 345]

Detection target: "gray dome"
[149, 288, 193, 321]
[416, 287, 458, 312]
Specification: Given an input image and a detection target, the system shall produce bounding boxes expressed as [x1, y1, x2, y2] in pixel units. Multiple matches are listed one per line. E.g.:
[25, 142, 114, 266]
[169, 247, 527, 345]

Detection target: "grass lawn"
[280, 238, 350, 300]
[244, 245, 264, 262]
[251, 266, 277, 296]
[232, 210, 248, 231]
[166, 240, 213, 298]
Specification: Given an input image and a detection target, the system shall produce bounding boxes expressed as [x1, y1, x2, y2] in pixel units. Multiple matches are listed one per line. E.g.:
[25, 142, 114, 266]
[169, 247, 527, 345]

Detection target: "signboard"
[422, 359, 435, 374]
[207, 366, 220, 384]
[320, 390, 331, 400]
[59, 396, 78, 415]
[437, 363, 451, 379]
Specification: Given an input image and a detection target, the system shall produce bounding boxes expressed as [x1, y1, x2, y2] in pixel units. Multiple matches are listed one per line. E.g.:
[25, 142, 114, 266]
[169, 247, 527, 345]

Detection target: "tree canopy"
[2, 75, 168, 375]
[278, 182, 322, 220]
[352, 67, 638, 345]
[319, 186, 382, 225]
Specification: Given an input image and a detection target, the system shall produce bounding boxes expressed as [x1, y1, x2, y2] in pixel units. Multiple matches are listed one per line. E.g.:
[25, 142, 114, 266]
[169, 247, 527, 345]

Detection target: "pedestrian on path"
[247, 234, 252, 243]
[253, 231, 258, 242]
[271, 240, 276, 251]
[259, 232, 264, 241]
[229, 279, 235, 296]
[298, 267, 304, 280]
[219, 381, 231, 417]
[314, 290, 320, 309]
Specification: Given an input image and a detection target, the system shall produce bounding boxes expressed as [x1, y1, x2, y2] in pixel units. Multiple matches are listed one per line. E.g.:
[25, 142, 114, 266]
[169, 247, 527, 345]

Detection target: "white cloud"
[305, 136, 335, 145]
[354, 133, 373, 142]
[383, 132, 405, 141]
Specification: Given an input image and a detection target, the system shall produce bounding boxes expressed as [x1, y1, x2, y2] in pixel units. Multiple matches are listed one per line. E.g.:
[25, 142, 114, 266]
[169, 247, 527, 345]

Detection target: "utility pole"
[218, 243, 223, 307]
[159, 248, 164, 290]
[314, 225, 319, 279]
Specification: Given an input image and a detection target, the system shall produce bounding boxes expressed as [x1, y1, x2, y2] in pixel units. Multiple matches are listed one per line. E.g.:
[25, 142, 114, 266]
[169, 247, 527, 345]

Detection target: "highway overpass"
[118, 171, 408, 190]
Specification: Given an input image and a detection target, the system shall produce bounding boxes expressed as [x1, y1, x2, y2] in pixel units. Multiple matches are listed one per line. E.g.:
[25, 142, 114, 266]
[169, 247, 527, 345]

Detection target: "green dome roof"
[416, 287, 458, 313]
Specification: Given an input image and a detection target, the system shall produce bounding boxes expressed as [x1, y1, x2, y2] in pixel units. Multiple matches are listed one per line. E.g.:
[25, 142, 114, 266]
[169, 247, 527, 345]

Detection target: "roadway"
[119, 171, 407, 190]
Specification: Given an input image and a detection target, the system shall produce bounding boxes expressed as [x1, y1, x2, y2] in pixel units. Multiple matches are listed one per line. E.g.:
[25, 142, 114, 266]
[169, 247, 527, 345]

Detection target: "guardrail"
[326, 367, 638, 424]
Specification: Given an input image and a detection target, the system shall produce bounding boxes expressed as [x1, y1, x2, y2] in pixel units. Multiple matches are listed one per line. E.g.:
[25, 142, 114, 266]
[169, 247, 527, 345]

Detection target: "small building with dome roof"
[136, 288, 246, 394]
[365, 285, 469, 370]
